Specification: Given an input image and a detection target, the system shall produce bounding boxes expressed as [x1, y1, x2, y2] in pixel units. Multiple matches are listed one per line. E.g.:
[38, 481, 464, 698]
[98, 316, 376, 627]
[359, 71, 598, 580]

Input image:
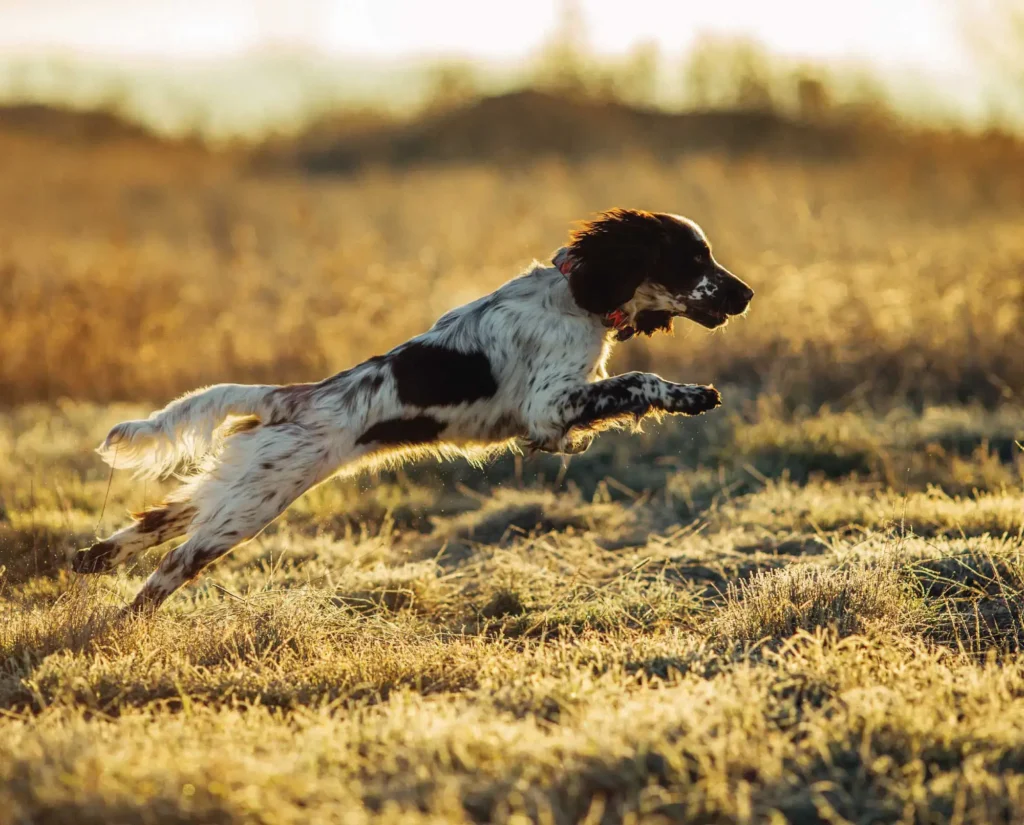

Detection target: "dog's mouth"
[680, 305, 730, 329]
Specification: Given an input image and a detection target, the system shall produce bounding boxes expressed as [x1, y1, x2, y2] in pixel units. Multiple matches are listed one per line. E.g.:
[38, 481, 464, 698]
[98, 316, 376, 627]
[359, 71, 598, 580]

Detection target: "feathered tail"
[97, 384, 281, 478]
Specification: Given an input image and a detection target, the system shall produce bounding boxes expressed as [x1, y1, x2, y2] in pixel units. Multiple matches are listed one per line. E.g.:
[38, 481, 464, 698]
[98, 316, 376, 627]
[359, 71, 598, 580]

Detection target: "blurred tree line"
[956, 0, 1024, 124]
[421, 0, 895, 124]
[4, 0, 1021, 138]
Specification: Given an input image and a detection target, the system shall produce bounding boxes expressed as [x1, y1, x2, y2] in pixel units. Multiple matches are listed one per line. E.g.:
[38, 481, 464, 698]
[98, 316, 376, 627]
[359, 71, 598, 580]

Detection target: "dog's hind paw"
[70, 541, 118, 574]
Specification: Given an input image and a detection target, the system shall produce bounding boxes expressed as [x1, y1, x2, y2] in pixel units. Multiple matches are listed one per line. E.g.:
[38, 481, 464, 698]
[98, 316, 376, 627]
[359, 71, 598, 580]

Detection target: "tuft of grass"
[913, 549, 1024, 654]
[713, 561, 916, 644]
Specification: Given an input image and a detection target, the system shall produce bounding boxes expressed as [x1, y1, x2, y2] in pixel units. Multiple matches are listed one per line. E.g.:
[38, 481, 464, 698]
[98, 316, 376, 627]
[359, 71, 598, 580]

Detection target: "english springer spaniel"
[73, 208, 754, 613]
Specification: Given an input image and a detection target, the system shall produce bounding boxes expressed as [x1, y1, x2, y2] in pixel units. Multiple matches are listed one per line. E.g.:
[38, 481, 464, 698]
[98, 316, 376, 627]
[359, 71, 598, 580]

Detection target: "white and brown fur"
[73, 209, 754, 613]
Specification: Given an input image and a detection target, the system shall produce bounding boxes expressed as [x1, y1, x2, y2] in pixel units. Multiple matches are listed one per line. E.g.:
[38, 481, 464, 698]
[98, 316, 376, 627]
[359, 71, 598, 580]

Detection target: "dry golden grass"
[2, 117, 1024, 823]
[3, 400, 1024, 823]
[1, 124, 1022, 407]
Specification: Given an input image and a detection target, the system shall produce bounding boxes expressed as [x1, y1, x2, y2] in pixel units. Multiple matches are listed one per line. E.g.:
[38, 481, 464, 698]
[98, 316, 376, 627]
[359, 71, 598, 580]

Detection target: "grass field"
[2, 109, 1024, 823]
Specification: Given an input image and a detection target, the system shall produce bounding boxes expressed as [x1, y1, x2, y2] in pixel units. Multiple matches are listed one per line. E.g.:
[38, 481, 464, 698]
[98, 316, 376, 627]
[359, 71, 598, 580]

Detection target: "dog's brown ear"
[565, 209, 665, 315]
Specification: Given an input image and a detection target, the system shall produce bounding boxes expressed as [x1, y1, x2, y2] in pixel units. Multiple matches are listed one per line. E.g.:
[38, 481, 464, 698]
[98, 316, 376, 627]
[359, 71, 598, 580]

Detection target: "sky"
[0, 0, 1000, 136]
[0, 0, 972, 71]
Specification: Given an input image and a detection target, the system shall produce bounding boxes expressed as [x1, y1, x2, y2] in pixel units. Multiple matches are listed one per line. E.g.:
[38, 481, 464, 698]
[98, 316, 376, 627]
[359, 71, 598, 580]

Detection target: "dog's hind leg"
[72, 499, 197, 574]
[124, 423, 352, 614]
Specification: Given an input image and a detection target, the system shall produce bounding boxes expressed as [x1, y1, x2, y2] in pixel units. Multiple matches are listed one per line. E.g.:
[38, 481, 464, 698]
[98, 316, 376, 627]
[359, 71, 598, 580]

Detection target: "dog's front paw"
[70, 540, 118, 574]
[665, 384, 721, 416]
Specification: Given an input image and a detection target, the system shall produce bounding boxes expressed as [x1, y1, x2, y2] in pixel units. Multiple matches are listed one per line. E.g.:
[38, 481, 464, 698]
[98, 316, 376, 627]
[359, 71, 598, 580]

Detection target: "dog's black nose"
[722, 284, 754, 315]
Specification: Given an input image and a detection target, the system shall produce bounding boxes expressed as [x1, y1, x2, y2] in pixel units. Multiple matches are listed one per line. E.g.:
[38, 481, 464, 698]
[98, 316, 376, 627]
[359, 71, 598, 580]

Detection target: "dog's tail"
[97, 384, 286, 478]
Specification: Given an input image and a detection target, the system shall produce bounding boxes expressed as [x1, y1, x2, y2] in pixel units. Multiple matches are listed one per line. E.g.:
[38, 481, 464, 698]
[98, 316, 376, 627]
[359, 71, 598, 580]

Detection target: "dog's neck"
[551, 247, 636, 340]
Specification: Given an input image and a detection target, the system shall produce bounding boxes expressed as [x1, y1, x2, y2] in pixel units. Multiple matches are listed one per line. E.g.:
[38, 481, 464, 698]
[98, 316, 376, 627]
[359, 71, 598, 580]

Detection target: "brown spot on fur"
[365, 371, 386, 393]
[390, 344, 497, 407]
[131, 503, 197, 534]
[160, 553, 184, 577]
[134, 507, 168, 533]
[355, 415, 446, 447]
[182, 549, 219, 582]
[127, 585, 167, 614]
[222, 416, 261, 437]
[267, 383, 317, 423]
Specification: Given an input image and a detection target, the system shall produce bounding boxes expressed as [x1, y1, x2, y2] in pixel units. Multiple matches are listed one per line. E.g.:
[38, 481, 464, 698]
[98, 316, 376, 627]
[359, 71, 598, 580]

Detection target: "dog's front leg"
[561, 372, 720, 431]
[523, 372, 721, 454]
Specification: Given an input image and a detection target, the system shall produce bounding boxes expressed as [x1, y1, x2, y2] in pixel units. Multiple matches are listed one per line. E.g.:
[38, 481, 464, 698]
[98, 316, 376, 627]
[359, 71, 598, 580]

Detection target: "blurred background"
[0, 0, 1022, 413]
[6, 6, 1024, 816]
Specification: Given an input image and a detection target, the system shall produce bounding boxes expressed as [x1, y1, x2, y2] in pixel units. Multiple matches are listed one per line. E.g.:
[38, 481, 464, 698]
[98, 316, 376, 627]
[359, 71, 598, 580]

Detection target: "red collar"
[556, 258, 633, 334]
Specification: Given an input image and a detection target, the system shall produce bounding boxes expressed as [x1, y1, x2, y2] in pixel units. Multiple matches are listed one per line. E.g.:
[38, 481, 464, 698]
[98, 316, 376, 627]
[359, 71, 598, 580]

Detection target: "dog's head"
[561, 208, 753, 334]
